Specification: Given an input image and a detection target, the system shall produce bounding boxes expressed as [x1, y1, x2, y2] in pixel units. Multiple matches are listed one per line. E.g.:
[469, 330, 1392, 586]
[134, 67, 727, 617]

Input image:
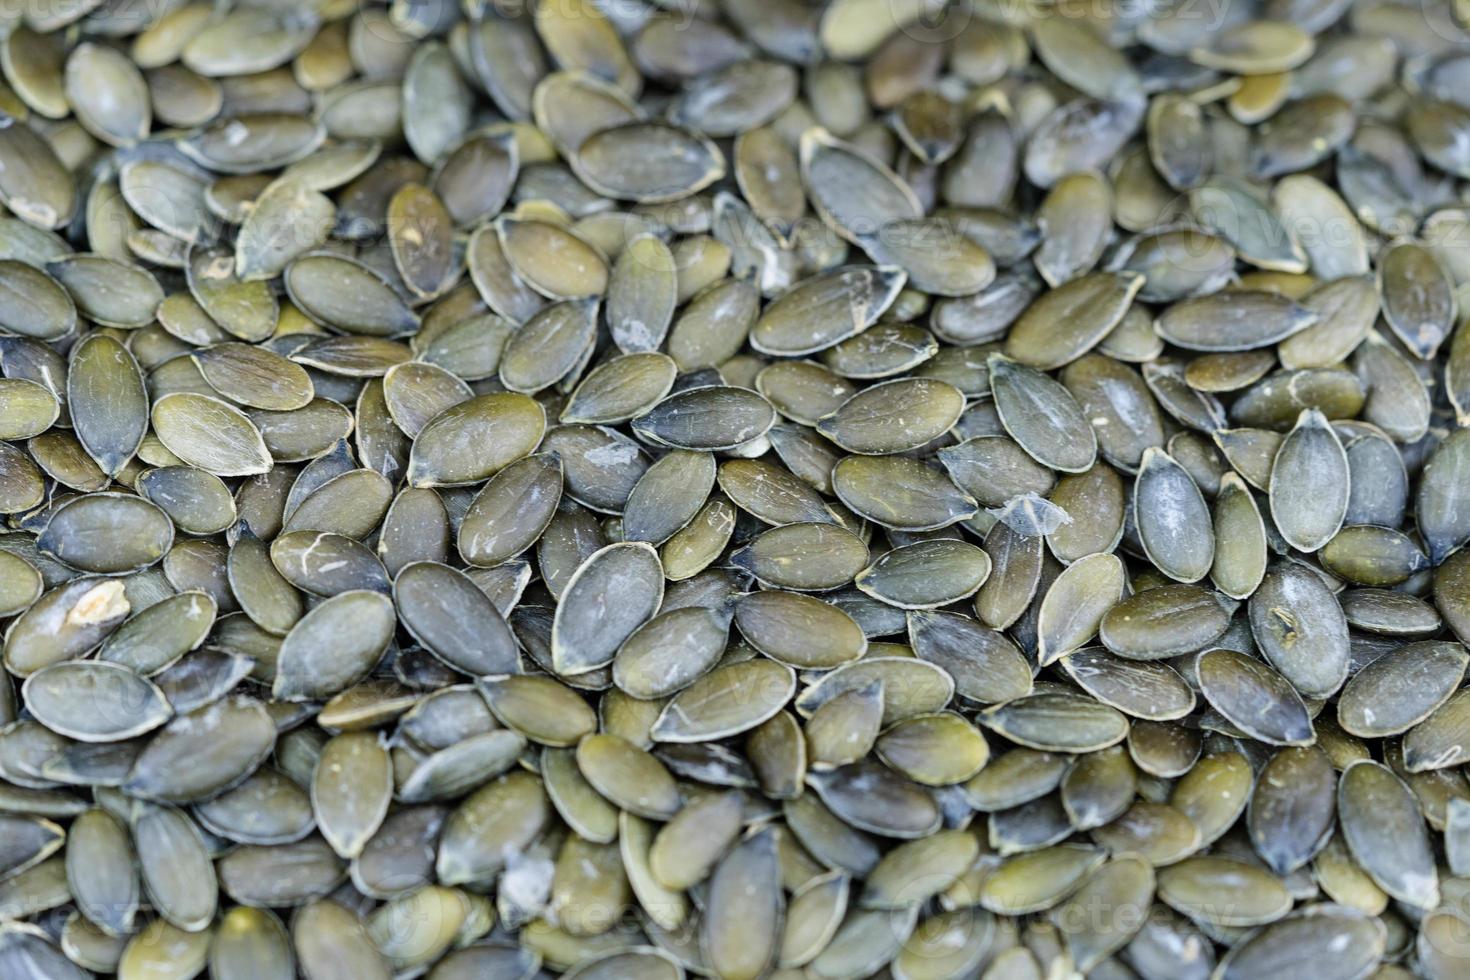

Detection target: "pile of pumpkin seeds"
[9, 0, 1470, 977]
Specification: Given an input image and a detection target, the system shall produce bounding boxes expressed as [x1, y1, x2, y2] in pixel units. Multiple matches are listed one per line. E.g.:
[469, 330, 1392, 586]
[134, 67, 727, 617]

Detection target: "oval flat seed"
[1378, 239, 1455, 359]
[434, 771, 550, 886]
[285, 253, 419, 337]
[750, 265, 906, 357]
[702, 827, 781, 980]
[194, 343, 314, 412]
[1061, 648, 1196, 722]
[68, 333, 146, 477]
[292, 901, 392, 980]
[1210, 472, 1268, 600]
[980, 692, 1128, 753]
[38, 493, 173, 574]
[481, 675, 596, 747]
[47, 254, 161, 329]
[407, 392, 546, 488]
[1216, 906, 1385, 980]
[188, 245, 279, 342]
[1417, 427, 1470, 564]
[0, 551, 42, 617]
[23, 661, 170, 742]
[151, 393, 272, 477]
[1196, 648, 1314, 746]
[552, 542, 663, 675]
[732, 522, 867, 591]
[1004, 271, 1143, 370]
[735, 590, 866, 669]
[1338, 760, 1440, 909]
[621, 449, 714, 546]
[575, 733, 680, 820]
[458, 453, 564, 567]
[4, 577, 132, 676]
[573, 121, 724, 203]
[989, 354, 1097, 473]
[131, 802, 217, 932]
[979, 845, 1105, 915]
[271, 530, 389, 596]
[66, 808, 139, 936]
[833, 455, 977, 531]
[875, 712, 989, 786]
[1338, 641, 1468, 738]
[272, 591, 395, 701]
[801, 127, 920, 243]
[907, 609, 1032, 706]
[1403, 689, 1470, 773]
[613, 605, 728, 699]
[499, 298, 600, 394]
[1247, 745, 1336, 875]
[124, 696, 275, 803]
[562, 352, 677, 424]
[632, 385, 775, 451]
[0, 261, 74, 342]
[496, 216, 608, 300]
[1156, 291, 1316, 352]
[1036, 552, 1125, 666]
[808, 760, 941, 840]
[0, 119, 75, 229]
[1157, 856, 1291, 928]
[311, 731, 391, 859]
[1134, 448, 1214, 584]
[855, 539, 991, 609]
[137, 466, 236, 536]
[651, 658, 796, 742]
[1249, 564, 1349, 698]
[395, 561, 519, 677]
[1100, 584, 1229, 660]
[1269, 409, 1349, 553]
[235, 179, 335, 281]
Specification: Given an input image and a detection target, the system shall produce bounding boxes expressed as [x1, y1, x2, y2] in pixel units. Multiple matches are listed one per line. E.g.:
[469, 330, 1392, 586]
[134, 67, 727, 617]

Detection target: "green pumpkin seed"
[981, 692, 1128, 753]
[1269, 409, 1349, 553]
[395, 561, 519, 677]
[38, 493, 173, 574]
[1134, 448, 1214, 584]
[124, 696, 275, 803]
[285, 253, 419, 337]
[1338, 641, 1468, 738]
[1249, 564, 1349, 698]
[407, 392, 545, 488]
[563, 352, 677, 424]
[23, 661, 170, 743]
[1036, 552, 1125, 666]
[0, 261, 74, 340]
[1157, 856, 1291, 928]
[151, 392, 272, 477]
[1004, 272, 1144, 370]
[750, 266, 905, 357]
[68, 334, 146, 477]
[855, 539, 991, 609]
[990, 354, 1097, 473]
[272, 591, 394, 701]
[1196, 648, 1314, 746]
[651, 658, 796, 742]
[632, 385, 775, 451]
[1099, 584, 1229, 660]
[1378, 239, 1455, 359]
[907, 609, 1032, 705]
[1338, 760, 1439, 909]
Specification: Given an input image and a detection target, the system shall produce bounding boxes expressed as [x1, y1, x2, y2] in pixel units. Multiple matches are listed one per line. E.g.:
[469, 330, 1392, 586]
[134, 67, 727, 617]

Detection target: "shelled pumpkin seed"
[3, 2, 1470, 978]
